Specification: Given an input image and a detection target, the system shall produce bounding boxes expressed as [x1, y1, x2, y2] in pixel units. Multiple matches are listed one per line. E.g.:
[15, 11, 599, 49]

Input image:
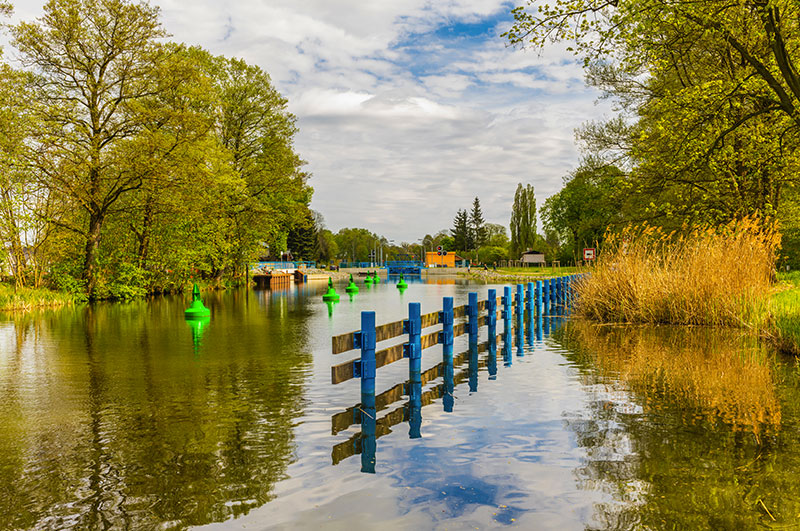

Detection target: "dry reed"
[576, 217, 779, 327]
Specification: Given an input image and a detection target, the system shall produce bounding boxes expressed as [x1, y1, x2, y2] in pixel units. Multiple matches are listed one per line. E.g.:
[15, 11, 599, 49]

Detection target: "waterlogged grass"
[770, 272, 800, 356]
[576, 217, 778, 328]
[0, 284, 75, 311]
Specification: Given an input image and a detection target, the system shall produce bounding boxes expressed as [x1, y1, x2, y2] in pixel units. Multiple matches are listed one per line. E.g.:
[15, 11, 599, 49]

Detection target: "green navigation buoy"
[364, 274, 373, 286]
[345, 274, 359, 294]
[185, 284, 211, 318]
[372, 271, 380, 283]
[322, 277, 340, 302]
[396, 273, 408, 290]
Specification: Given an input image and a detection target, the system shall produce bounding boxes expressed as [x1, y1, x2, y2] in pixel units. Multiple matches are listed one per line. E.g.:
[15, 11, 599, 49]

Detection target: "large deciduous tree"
[12, 0, 170, 298]
[505, 0, 800, 235]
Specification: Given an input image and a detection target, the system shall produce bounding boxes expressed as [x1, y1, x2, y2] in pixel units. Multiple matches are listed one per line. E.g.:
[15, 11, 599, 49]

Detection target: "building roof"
[521, 250, 544, 255]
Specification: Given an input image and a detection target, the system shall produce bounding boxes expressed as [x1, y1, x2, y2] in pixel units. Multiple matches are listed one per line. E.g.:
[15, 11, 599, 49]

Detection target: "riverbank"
[770, 272, 800, 356]
[0, 284, 75, 312]
[464, 266, 579, 283]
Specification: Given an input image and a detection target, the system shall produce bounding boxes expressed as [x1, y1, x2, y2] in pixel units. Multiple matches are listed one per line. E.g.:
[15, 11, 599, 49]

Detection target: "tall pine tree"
[470, 197, 486, 251]
[451, 209, 470, 253]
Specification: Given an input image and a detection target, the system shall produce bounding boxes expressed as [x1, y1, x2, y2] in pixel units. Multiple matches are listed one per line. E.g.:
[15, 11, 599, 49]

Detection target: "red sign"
[583, 248, 596, 260]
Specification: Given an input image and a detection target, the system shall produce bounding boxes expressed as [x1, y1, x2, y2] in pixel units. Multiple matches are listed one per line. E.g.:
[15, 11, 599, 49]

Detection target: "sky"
[5, 0, 612, 244]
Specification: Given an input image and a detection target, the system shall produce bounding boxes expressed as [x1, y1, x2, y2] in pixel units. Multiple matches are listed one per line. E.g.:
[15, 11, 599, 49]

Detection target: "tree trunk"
[82, 213, 104, 299]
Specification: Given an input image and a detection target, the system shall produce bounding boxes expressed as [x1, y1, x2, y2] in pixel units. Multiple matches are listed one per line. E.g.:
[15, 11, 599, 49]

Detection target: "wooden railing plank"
[375, 319, 405, 343]
[376, 343, 405, 370]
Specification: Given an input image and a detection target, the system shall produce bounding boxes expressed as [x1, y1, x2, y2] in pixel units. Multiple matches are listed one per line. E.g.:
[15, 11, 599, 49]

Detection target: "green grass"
[492, 266, 579, 276]
[0, 284, 75, 311]
[770, 273, 800, 355]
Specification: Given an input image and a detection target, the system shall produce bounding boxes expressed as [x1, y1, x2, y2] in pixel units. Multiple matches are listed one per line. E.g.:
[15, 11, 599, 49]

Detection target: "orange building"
[425, 251, 458, 268]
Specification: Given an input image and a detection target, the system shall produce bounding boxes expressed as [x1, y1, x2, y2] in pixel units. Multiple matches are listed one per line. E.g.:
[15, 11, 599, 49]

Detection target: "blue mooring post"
[359, 311, 376, 397]
[358, 311, 377, 473]
[550, 278, 557, 307]
[516, 284, 523, 321]
[535, 280, 543, 317]
[468, 292, 478, 342]
[542, 279, 549, 315]
[468, 291, 479, 392]
[405, 302, 422, 375]
[439, 297, 454, 413]
[487, 289, 497, 340]
[487, 288, 498, 379]
[360, 389, 376, 473]
[503, 286, 512, 336]
[526, 282, 534, 314]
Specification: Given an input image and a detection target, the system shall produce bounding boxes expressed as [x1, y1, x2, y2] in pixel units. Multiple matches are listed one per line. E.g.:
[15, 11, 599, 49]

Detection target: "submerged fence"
[329, 275, 581, 471]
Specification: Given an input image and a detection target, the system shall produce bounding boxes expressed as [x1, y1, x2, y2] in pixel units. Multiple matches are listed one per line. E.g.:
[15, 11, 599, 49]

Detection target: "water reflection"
[554, 321, 800, 528]
[0, 291, 313, 530]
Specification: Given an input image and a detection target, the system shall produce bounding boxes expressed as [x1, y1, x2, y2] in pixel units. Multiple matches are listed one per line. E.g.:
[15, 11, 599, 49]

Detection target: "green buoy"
[365, 274, 373, 285]
[185, 284, 211, 318]
[396, 273, 408, 290]
[372, 271, 380, 283]
[345, 274, 359, 294]
[322, 277, 340, 302]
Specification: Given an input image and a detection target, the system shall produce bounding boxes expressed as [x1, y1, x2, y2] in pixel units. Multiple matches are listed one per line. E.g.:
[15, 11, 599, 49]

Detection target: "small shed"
[520, 250, 545, 265]
[425, 251, 463, 267]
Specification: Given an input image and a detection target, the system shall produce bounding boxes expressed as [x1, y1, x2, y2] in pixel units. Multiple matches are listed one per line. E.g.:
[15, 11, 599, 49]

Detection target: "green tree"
[287, 209, 315, 261]
[12, 0, 172, 297]
[505, 0, 800, 237]
[451, 209, 470, 253]
[470, 197, 486, 251]
[541, 160, 627, 259]
[509, 183, 537, 257]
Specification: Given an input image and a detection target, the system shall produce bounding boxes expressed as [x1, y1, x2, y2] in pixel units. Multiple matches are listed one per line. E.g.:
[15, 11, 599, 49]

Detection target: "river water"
[1, 278, 799, 530]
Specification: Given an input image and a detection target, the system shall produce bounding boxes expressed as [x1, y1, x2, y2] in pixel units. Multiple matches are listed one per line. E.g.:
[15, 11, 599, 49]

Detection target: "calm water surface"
[1, 278, 799, 530]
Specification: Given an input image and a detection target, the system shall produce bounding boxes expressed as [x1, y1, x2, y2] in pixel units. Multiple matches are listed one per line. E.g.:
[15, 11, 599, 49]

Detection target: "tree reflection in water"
[554, 321, 800, 529]
[0, 290, 312, 530]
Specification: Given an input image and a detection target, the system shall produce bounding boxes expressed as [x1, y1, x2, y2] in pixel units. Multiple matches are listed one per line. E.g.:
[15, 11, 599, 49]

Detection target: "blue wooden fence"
[330, 274, 584, 469]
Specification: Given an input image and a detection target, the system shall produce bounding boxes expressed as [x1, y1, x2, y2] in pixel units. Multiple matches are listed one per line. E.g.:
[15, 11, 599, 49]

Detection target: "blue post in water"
[409, 370, 422, 439]
[487, 289, 497, 340]
[526, 289, 535, 347]
[535, 280, 543, 317]
[357, 312, 377, 473]
[440, 297, 454, 413]
[487, 289, 498, 379]
[542, 279, 549, 315]
[550, 277, 557, 307]
[503, 286, 512, 336]
[359, 311, 376, 398]
[468, 292, 479, 393]
[516, 284, 524, 321]
[360, 389, 376, 473]
[526, 282, 534, 314]
[405, 302, 422, 375]
[468, 292, 478, 342]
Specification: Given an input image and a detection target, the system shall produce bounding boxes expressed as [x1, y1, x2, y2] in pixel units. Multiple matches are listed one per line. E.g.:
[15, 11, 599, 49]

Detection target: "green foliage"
[478, 246, 508, 264]
[451, 209, 471, 253]
[509, 183, 537, 257]
[334, 228, 382, 262]
[506, 0, 800, 262]
[469, 197, 486, 249]
[541, 160, 627, 259]
[0, 1, 310, 300]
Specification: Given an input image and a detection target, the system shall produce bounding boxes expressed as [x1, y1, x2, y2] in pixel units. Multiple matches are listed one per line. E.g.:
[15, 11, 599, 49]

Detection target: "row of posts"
[353, 275, 579, 472]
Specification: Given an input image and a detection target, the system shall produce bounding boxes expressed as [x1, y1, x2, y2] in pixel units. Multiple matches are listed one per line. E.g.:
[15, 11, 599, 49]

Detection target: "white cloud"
[6, 0, 613, 242]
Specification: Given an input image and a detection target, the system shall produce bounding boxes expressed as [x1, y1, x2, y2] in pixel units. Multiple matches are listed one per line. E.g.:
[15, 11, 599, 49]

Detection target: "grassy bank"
[466, 266, 578, 283]
[0, 284, 75, 312]
[770, 272, 800, 356]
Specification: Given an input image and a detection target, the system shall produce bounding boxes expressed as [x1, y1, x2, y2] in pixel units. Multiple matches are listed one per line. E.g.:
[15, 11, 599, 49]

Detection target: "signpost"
[437, 245, 445, 267]
[583, 248, 596, 261]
